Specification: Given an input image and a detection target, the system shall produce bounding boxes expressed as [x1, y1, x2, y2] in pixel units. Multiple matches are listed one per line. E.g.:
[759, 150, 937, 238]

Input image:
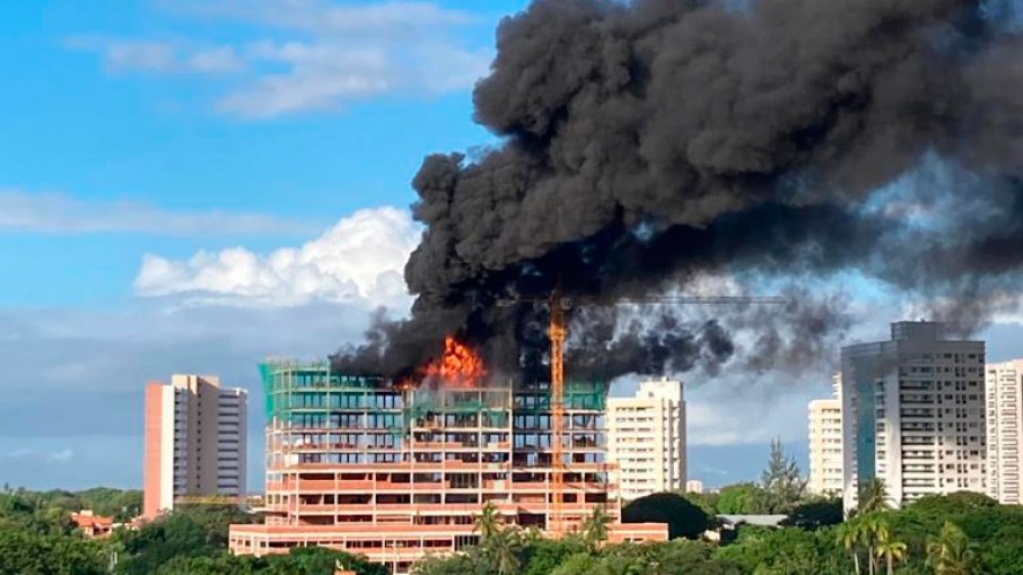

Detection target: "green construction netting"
[260, 361, 386, 422]
[515, 381, 608, 411]
[260, 361, 608, 432]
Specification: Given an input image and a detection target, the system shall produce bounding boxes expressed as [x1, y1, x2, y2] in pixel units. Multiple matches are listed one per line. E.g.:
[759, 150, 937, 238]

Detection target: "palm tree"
[835, 521, 862, 575]
[857, 514, 889, 575]
[581, 507, 610, 552]
[473, 502, 502, 545]
[874, 526, 907, 575]
[926, 522, 979, 575]
[858, 478, 892, 515]
[523, 525, 544, 544]
[491, 529, 522, 575]
[473, 501, 522, 575]
[848, 513, 899, 575]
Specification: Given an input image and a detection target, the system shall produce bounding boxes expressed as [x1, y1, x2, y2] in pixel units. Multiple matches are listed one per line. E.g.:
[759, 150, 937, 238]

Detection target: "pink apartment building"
[143, 374, 248, 519]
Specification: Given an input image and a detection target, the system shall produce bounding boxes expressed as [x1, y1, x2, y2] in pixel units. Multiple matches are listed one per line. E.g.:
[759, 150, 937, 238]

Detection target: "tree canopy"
[703, 441, 808, 517]
[4, 484, 1023, 575]
[412, 492, 1023, 575]
[0, 486, 142, 526]
[759, 438, 807, 514]
[622, 492, 711, 539]
[716, 483, 769, 515]
[781, 498, 844, 531]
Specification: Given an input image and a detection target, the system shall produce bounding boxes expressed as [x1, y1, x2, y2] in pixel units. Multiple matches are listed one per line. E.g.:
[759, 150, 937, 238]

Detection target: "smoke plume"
[333, 0, 1023, 383]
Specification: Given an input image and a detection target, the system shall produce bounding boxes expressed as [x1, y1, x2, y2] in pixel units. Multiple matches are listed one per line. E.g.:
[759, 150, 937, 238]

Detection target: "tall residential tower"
[841, 322, 986, 511]
[808, 373, 843, 495]
[143, 375, 248, 519]
[986, 360, 1023, 504]
[606, 378, 687, 500]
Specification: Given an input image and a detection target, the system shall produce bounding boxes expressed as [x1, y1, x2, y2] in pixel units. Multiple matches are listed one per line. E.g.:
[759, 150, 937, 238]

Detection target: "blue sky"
[0, 0, 519, 306]
[2, 0, 1023, 492]
[0, 0, 529, 488]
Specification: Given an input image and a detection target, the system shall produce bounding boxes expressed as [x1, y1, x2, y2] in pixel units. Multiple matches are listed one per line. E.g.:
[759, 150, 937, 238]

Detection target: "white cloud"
[219, 43, 397, 117]
[6, 448, 74, 463]
[221, 39, 492, 117]
[172, 0, 480, 32]
[0, 299, 380, 487]
[49, 450, 74, 463]
[186, 46, 246, 74]
[611, 370, 831, 449]
[685, 383, 822, 447]
[134, 206, 420, 308]
[67, 37, 245, 74]
[1, 437, 134, 489]
[103, 41, 178, 72]
[73, 1, 494, 118]
[0, 189, 309, 236]
[415, 42, 494, 94]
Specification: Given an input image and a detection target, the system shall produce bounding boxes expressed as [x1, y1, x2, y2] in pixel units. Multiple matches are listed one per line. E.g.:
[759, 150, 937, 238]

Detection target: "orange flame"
[423, 336, 486, 388]
[394, 378, 416, 392]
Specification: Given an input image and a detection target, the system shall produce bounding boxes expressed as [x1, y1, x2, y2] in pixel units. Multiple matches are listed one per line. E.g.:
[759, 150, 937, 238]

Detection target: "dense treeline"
[0, 486, 142, 530]
[3, 443, 1023, 575]
[413, 490, 1023, 575]
[0, 487, 383, 575]
[414, 442, 1023, 575]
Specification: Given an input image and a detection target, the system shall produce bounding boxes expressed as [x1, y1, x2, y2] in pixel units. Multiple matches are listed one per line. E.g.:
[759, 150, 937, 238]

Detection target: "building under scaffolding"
[228, 361, 667, 573]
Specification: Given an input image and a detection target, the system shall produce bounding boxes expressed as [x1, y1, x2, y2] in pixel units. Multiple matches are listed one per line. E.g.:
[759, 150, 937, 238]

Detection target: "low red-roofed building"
[71, 510, 114, 539]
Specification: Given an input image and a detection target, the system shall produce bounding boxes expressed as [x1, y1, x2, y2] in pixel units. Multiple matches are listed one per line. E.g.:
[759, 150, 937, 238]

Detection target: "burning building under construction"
[228, 355, 667, 573]
[235, 0, 1023, 568]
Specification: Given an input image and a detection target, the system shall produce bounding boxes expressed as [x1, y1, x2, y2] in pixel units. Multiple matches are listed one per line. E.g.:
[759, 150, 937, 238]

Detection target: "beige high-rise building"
[841, 322, 986, 512]
[986, 360, 1023, 504]
[808, 373, 843, 495]
[143, 375, 247, 519]
[607, 378, 686, 500]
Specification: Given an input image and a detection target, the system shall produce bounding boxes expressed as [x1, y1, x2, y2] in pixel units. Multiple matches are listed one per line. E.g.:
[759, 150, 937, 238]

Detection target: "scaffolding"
[262, 361, 386, 422]
[231, 361, 665, 574]
[514, 381, 609, 412]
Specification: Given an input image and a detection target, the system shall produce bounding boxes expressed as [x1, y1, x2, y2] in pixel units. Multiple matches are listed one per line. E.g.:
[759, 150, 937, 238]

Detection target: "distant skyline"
[3, 0, 1023, 492]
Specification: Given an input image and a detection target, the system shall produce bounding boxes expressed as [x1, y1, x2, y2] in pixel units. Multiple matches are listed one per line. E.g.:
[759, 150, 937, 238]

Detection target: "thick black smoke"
[333, 0, 1023, 384]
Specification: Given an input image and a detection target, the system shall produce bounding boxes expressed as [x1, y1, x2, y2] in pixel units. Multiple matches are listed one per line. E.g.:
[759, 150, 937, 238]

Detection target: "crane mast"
[549, 290, 567, 533]
[497, 291, 786, 534]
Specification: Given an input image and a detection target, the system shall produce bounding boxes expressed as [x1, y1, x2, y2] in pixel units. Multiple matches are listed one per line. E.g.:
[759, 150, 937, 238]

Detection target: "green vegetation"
[759, 438, 808, 514]
[115, 503, 261, 575]
[622, 492, 711, 539]
[0, 487, 383, 575]
[412, 489, 1023, 575]
[136, 547, 388, 575]
[710, 439, 810, 516]
[3, 477, 1023, 575]
[780, 498, 844, 530]
[0, 485, 142, 530]
[409, 446, 1023, 575]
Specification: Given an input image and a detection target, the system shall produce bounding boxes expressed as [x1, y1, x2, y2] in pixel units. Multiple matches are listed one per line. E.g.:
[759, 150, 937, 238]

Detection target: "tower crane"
[498, 289, 786, 533]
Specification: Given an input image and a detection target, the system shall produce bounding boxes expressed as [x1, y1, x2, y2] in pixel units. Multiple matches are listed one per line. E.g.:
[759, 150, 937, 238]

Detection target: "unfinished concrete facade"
[228, 361, 666, 573]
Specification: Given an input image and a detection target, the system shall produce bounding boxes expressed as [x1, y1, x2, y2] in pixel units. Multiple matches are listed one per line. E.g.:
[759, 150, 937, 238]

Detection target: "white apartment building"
[986, 360, 1023, 504]
[607, 378, 686, 500]
[841, 322, 986, 512]
[144, 375, 248, 519]
[808, 373, 843, 495]
[686, 479, 704, 494]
